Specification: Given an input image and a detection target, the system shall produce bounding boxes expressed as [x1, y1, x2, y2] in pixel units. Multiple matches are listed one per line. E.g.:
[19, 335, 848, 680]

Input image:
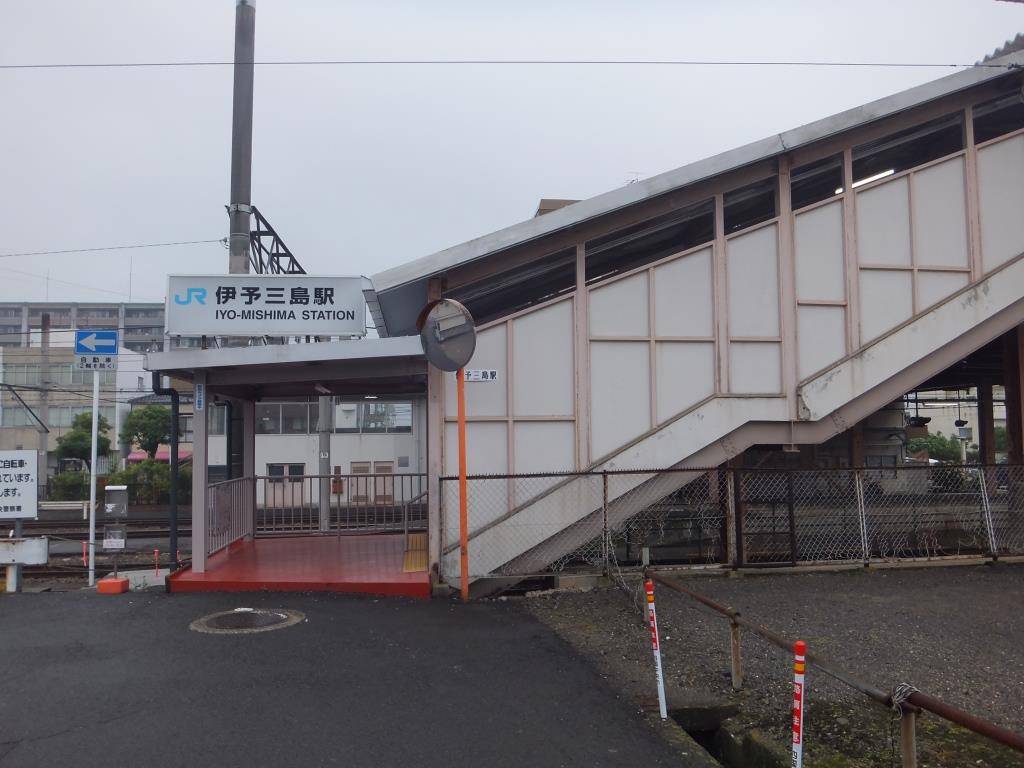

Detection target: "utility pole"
[228, 0, 255, 275]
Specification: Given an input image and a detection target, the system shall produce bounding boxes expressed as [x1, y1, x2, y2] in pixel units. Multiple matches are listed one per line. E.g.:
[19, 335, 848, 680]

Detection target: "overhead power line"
[0, 59, 1019, 71]
[0, 238, 224, 258]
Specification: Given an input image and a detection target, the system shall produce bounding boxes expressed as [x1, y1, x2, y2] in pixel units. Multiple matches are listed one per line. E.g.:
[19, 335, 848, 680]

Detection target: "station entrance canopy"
[146, 336, 425, 400]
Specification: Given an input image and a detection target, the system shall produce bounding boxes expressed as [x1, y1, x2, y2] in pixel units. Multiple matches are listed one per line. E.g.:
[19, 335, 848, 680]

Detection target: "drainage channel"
[190, 607, 305, 635]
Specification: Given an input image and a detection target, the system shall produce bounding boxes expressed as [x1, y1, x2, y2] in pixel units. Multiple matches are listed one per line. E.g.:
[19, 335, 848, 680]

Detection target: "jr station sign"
[166, 275, 369, 337]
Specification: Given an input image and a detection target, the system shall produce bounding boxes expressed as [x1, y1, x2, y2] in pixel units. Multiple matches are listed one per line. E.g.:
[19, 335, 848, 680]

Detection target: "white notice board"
[0, 450, 38, 520]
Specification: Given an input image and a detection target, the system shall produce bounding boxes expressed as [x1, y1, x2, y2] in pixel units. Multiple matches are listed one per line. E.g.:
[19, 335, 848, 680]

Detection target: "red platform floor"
[168, 534, 431, 598]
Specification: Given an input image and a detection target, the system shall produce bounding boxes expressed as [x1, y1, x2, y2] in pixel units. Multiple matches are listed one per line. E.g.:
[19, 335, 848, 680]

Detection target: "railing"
[439, 463, 1024, 581]
[254, 473, 428, 535]
[649, 573, 1024, 765]
[207, 476, 254, 555]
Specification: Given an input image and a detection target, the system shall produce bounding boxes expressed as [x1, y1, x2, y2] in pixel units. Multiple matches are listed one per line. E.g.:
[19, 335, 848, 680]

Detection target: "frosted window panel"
[727, 225, 780, 337]
[859, 270, 913, 341]
[652, 247, 714, 337]
[977, 134, 1024, 272]
[857, 177, 911, 266]
[655, 342, 715, 423]
[797, 306, 846, 380]
[512, 300, 574, 417]
[590, 341, 650, 459]
[589, 271, 648, 336]
[794, 202, 845, 302]
[912, 157, 968, 269]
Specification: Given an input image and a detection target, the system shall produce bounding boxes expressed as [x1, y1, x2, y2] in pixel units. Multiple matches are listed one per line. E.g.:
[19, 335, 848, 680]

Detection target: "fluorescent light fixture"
[364, 395, 378, 400]
[313, 383, 331, 395]
[835, 168, 895, 194]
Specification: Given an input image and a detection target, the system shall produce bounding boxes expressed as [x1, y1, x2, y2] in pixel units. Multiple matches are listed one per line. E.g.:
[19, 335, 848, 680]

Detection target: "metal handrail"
[649, 572, 1024, 760]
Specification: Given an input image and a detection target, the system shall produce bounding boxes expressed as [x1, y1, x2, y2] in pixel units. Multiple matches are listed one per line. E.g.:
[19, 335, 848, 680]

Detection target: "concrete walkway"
[0, 591, 688, 767]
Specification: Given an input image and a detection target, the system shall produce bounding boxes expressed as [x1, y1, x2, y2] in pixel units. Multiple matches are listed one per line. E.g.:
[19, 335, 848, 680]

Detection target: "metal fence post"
[854, 469, 869, 564]
[602, 471, 610, 576]
[900, 710, 918, 768]
[978, 467, 999, 560]
[729, 619, 743, 691]
[731, 469, 744, 567]
[786, 469, 798, 565]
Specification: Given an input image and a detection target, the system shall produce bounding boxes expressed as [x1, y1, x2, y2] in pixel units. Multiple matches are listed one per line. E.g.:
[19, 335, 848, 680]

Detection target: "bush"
[47, 471, 90, 501]
[106, 460, 193, 504]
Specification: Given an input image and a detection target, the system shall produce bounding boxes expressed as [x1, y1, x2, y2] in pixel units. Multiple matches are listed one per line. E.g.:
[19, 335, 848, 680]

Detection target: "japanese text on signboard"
[0, 451, 38, 520]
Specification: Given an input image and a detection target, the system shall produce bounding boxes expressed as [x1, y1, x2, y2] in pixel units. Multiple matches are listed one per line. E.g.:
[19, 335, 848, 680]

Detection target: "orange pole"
[457, 367, 469, 601]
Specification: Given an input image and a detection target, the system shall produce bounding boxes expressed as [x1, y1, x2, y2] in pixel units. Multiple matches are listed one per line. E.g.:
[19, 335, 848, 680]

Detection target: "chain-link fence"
[440, 464, 1024, 583]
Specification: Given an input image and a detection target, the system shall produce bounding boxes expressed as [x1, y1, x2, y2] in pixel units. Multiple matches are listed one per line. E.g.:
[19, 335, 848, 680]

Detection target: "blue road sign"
[74, 329, 119, 355]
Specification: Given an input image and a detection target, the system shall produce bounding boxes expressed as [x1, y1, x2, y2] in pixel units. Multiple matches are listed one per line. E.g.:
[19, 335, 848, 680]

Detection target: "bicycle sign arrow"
[75, 329, 119, 355]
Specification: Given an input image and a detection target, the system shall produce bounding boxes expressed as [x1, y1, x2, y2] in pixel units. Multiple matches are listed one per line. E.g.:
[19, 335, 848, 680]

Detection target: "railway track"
[13, 520, 192, 541]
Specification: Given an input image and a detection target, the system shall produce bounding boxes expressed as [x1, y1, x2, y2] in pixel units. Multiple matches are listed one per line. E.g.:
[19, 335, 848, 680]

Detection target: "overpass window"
[724, 177, 777, 233]
[790, 155, 843, 210]
[452, 247, 577, 326]
[852, 113, 963, 185]
[585, 199, 714, 283]
[973, 91, 1024, 143]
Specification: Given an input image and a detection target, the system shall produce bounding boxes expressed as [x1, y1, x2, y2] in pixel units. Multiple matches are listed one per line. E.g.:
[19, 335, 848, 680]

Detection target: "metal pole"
[900, 711, 918, 768]
[458, 368, 469, 601]
[729, 620, 743, 691]
[152, 373, 179, 570]
[318, 396, 331, 532]
[228, 0, 255, 274]
[88, 370, 99, 587]
[602, 472, 609, 575]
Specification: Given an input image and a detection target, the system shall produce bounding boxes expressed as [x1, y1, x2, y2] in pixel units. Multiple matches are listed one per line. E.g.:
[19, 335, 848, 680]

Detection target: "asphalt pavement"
[0, 590, 687, 768]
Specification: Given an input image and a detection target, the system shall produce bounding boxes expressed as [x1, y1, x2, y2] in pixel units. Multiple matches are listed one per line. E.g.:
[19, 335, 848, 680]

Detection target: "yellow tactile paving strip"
[402, 532, 428, 573]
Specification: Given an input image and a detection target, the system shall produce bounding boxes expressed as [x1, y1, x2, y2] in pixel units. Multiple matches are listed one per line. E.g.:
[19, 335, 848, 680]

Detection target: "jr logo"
[174, 287, 207, 305]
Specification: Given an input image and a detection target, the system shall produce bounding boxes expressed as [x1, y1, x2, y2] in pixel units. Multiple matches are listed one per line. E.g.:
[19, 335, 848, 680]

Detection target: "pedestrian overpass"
[148, 54, 1024, 595]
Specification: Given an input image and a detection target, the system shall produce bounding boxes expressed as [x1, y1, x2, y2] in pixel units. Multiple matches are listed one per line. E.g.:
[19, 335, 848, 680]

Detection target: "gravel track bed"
[526, 564, 1024, 767]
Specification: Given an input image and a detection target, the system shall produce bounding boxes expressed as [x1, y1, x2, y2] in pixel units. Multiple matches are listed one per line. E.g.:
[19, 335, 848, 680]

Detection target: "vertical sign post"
[417, 299, 476, 600]
[74, 328, 118, 588]
[457, 367, 469, 602]
[88, 370, 99, 586]
[645, 579, 668, 720]
[1, 449, 39, 593]
[792, 639, 807, 768]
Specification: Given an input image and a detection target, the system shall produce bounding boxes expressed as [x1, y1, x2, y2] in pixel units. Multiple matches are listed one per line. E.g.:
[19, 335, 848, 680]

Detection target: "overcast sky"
[0, 0, 1021, 305]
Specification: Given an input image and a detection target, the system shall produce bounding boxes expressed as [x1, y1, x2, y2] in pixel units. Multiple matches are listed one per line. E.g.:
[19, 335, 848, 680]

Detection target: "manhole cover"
[190, 607, 305, 635]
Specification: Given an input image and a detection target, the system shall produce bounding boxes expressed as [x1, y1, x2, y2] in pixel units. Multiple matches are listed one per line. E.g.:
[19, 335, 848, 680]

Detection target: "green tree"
[907, 431, 963, 463]
[55, 412, 111, 462]
[120, 405, 172, 459]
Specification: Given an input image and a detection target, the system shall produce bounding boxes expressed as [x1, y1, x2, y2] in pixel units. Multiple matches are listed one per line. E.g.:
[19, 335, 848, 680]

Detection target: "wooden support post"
[729, 620, 743, 691]
[978, 377, 996, 466]
[900, 711, 918, 768]
[1005, 327, 1023, 466]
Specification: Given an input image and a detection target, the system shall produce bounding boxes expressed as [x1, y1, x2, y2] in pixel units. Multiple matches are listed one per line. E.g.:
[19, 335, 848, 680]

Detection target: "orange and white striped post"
[154, 548, 160, 576]
[644, 579, 668, 720]
[792, 639, 807, 768]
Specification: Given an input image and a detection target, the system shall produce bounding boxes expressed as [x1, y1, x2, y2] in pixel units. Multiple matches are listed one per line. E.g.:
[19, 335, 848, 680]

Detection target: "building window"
[178, 415, 194, 443]
[256, 403, 281, 434]
[1, 406, 32, 427]
[281, 403, 310, 434]
[333, 401, 413, 434]
[208, 406, 227, 436]
[267, 463, 304, 481]
[973, 91, 1024, 144]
